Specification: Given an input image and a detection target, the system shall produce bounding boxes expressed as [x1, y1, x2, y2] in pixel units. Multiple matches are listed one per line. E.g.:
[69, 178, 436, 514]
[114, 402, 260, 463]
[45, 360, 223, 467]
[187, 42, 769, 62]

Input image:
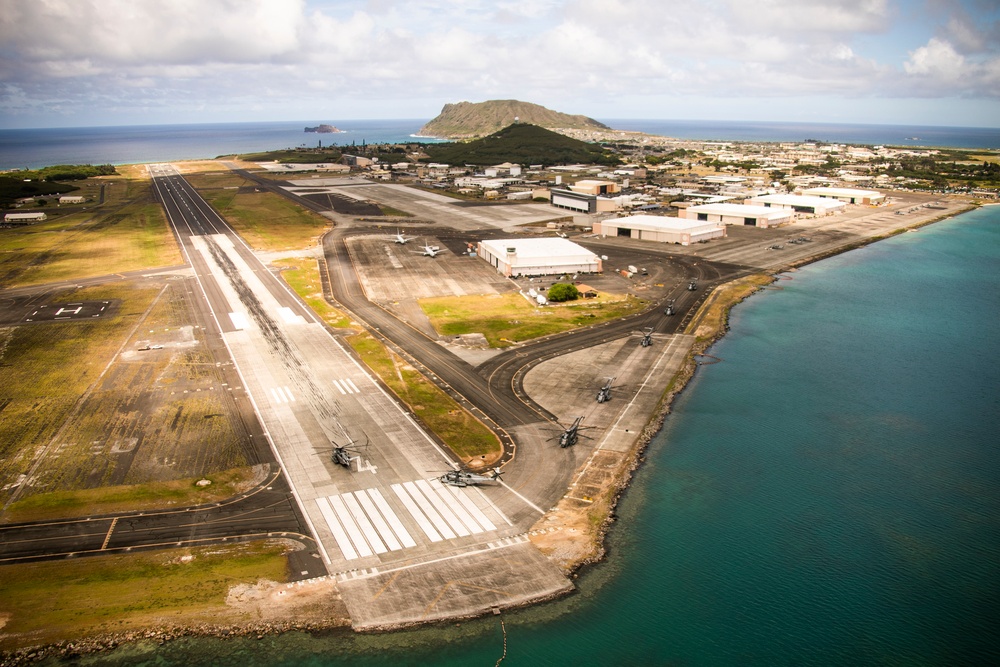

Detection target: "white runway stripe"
[329, 495, 373, 558]
[316, 497, 358, 561]
[284, 386, 295, 402]
[402, 481, 456, 539]
[353, 490, 402, 552]
[368, 488, 417, 548]
[415, 479, 473, 537]
[342, 492, 387, 554]
[443, 484, 497, 532]
[332, 380, 347, 394]
[392, 483, 443, 542]
[345, 378, 361, 393]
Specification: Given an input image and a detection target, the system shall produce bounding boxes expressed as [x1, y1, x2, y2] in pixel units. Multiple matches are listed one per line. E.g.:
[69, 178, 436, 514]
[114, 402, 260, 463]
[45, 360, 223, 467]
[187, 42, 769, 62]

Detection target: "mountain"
[422, 123, 619, 167]
[418, 100, 611, 140]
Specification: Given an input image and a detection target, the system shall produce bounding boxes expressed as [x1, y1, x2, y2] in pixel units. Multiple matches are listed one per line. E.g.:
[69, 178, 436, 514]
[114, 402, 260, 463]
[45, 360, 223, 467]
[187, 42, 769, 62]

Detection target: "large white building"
[745, 194, 846, 216]
[478, 238, 602, 277]
[683, 203, 793, 228]
[801, 187, 884, 205]
[596, 214, 726, 245]
[3, 212, 47, 225]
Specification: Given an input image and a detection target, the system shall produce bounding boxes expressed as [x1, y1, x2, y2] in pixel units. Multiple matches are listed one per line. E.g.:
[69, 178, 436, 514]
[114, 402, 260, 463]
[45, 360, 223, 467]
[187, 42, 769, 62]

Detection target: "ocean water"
[2, 119, 998, 171]
[602, 119, 1000, 149]
[56, 208, 999, 665]
[0, 120, 437, 171]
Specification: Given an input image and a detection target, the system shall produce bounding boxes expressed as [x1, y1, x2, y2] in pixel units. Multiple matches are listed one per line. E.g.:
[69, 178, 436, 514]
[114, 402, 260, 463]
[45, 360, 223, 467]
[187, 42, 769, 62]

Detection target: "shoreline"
[0, 200, 981, 664]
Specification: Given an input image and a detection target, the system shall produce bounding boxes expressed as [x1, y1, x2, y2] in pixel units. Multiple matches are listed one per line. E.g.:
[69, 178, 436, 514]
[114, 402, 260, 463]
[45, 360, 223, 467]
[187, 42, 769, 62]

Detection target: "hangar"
[595, 214, 726, 245]
[3, 212, 47, 225]
[683, 203, 793, 228]
[478, 238, 602, 277]
[801, 187, 885, 205]
[745, 194, 846, 216]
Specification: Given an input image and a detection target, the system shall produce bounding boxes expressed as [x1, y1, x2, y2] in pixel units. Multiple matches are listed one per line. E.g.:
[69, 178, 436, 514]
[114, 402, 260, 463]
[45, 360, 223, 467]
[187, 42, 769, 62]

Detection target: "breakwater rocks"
[1, 619, 348, 666]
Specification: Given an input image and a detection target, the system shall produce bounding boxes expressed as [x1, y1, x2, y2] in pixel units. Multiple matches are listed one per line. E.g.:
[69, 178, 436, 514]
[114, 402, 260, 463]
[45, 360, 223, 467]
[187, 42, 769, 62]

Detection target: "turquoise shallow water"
[53, 208, 1000, 666]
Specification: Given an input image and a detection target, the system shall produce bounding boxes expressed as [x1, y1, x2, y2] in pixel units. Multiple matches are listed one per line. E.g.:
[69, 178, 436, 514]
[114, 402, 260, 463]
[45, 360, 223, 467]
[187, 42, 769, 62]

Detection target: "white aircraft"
[419, 240, 442, 257]
[392, 229, 412, 244]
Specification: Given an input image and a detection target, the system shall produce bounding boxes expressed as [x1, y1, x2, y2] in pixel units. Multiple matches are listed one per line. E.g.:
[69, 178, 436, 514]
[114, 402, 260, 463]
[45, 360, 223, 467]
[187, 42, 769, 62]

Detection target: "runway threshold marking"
[332, 379, 360, 394]
[101, 517, 118, 550]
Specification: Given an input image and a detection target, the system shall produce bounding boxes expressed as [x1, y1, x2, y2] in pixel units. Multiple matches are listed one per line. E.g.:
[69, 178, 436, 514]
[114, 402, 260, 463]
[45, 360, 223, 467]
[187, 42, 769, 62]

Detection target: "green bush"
[548, 283, 580, 302]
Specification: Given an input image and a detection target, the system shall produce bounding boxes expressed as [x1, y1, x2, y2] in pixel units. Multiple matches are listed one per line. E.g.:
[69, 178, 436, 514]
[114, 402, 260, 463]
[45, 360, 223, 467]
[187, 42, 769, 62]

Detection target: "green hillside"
[422, 123, 619, 167]
[419, 100, 610, 139]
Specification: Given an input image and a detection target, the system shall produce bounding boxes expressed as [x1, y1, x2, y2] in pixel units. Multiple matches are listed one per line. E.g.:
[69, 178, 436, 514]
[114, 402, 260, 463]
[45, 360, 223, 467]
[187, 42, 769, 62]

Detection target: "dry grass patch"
[272, 258, 352, 328]
[420, 291, 647, 347]
[2, 467, 263, 523]
[0, 541, 293, 651]
[0, 178, 180, 287]
[348, 333, 502, 463]
[198, 188, 331, 252]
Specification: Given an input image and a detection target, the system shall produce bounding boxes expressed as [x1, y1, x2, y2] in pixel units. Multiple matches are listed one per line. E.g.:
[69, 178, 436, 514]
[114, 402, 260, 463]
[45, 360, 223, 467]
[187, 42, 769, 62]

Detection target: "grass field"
[195, 181, 331, 252]
[0, 280, 249, 515]
[271, 258, 352, 329]
[348, 333, 502, 463]
[0, 177, 181, 288]
[0, 541, 290, 651]
[270, 258, 502, 462]
[419, 291, 648, 347]
[2, 467, 263, 523]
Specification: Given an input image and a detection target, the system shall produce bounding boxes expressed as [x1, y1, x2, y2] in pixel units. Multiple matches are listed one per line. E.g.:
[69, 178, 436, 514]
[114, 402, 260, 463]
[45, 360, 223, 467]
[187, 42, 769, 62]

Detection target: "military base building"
[478, 238, 602, 277]
[800, 187, 885, 205]
[745, 194, 847, 216]
[594, 214, 726, 245]
[682, 203, 794, 228]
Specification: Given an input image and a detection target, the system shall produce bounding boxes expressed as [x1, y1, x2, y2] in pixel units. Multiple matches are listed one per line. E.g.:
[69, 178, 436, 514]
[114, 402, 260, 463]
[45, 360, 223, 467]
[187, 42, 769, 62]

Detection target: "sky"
[0, 0, 998, 129]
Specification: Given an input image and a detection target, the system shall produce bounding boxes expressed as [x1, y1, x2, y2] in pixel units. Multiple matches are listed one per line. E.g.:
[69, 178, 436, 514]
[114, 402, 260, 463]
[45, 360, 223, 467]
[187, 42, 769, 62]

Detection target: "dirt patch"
[225, 577, 348, 624]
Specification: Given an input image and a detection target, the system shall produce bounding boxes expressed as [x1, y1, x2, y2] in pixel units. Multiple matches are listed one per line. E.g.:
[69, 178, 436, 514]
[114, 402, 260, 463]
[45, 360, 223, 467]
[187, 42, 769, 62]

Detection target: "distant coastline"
[2, 119, 998, 171]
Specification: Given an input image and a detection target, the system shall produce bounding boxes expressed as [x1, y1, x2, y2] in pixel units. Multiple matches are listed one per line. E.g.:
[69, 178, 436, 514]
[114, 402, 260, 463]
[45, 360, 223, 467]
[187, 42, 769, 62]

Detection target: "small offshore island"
[304, 124, 341, 133]
[0, 101, 997, 664]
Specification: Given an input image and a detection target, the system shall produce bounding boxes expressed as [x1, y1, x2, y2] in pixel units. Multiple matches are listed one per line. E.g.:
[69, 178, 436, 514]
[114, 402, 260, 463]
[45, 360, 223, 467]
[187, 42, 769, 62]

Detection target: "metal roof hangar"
[683, 203, 794, 228]
[478, 238, 602, 277]
[595, 214, 726, 245]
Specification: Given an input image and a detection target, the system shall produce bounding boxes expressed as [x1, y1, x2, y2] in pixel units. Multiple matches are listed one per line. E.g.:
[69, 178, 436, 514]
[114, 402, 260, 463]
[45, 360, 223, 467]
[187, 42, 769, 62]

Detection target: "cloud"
[0, 0, 998, 126]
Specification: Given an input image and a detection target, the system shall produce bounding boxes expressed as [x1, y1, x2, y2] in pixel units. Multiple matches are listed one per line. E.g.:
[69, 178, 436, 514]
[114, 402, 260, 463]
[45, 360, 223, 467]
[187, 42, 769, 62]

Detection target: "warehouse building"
[58, 196, 86, 204]
[745, 194, 846, 216]
[801, 186, 884, 205]
[683, 203, 793, 228]
[478, 238, 602, 277]
[595, 214, 726, 245]
[3, 212, 47, 225]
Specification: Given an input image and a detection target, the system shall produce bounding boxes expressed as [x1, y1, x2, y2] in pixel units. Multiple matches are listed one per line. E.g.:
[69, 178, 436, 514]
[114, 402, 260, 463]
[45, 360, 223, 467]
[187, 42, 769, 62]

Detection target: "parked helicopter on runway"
[324, 433, 369, 471]
[438, 467, 504, 488]
[688, 280, 698, 291]
[664, 300, 676, 316]
[596, 377, 617, 403]
[640, 327, 654, 347]
[548, 416, 590, 448]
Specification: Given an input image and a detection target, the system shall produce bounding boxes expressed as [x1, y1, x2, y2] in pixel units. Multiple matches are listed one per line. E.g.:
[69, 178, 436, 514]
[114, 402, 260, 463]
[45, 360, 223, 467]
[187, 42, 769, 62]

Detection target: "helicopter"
[596, 377, 617, 403]
[640, 327, 654, 347]
[664, 300, 675, 316]
[325, 433, 369, 471]
[548, 416, 590, 448]
[688, 280, 698, 291]
[438, 467, 504, 488]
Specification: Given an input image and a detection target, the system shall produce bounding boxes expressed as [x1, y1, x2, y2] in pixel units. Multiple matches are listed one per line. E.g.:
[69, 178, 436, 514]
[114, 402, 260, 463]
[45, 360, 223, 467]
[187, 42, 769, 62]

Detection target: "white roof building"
[683, 203, 793, 228]
[801, 187, 884, 204]
[478, 238, 602, 277]
[4, 211, 47, 224]
[596, 214, 726, 245]
[745, 194, 846, 216]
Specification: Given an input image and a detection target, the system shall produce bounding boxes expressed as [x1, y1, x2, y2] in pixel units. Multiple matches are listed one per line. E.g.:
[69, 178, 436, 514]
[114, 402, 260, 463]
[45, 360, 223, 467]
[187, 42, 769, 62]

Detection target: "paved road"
[0, 468, 325, 578]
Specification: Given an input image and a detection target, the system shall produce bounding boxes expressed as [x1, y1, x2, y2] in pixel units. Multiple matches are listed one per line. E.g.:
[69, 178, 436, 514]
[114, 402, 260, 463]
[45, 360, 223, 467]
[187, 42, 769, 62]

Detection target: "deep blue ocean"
[53, 205, 999, 665]
[1, 119, 998, 171]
